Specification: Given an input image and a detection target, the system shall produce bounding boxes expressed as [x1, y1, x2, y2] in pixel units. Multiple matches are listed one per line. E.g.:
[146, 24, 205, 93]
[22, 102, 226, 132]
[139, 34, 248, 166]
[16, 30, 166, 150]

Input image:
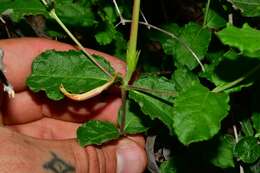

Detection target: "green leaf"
[95, 23, 117, 45]
[55, 1, 95, 27]
[132, 76, 176, 102]
[118, 100, 150, 134]
[234, 136, 260, 163]
[241, 119, 254, 136]
[160, 159, 177, 173]
[172, 67, 200, 92]
[0, 0, 47, 22]
[209, 135, 235, 168]
[217, 23, 260, 57]
[205, 8, 227, 29]
[0, 0, 95, 27]
[173, 83, 230, 145]
[129, 76, 175, 133]
[77, 120, 120, 146]
[26, 50, 114, 100]
[174, 22, 211, 70]
[229, 0, 260, 17]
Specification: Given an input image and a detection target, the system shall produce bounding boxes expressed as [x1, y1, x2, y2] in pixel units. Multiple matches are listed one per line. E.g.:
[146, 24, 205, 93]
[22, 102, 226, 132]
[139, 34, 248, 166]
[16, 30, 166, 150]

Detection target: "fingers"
[0, 38, 126, 124]
[0, 128, 147, 173]
[0, 37, 125, 92]
[2, 90, 122, 125]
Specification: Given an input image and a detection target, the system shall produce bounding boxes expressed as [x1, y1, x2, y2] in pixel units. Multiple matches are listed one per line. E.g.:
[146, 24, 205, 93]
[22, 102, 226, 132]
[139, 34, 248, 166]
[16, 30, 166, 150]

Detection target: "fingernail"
[116, 140, 145, 173]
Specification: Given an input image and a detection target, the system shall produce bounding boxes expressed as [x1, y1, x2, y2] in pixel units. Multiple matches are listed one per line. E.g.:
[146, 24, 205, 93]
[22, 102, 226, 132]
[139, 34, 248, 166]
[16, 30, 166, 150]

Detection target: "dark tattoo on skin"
[43, 152, 75, 173]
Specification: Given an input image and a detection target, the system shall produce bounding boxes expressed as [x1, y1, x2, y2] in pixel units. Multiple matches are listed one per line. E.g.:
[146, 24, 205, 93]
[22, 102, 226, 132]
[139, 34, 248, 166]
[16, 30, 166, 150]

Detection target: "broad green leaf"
[129, 78, 174, 134]
[26, 50, 114, 100]
[174, 22, 211, 70]
[229, 0, 260, 17]
[77, 120, 120, 146]
[160, 159, 177, 173]
[205, 8, 227, 29]
[0, 0, 95, 27]
[132, 76, 176, 102]
[172, 67, 200, 92]
[129, 90, 174, 133]
[209, 135, 235, 168]
[241, 119, 254, 136]
[117, 100, 150, 134]
[234, 136, 260, 163]
[173, 83, 230, 145]
[217, 24, 260, 57]
[252, 113, 260, 134]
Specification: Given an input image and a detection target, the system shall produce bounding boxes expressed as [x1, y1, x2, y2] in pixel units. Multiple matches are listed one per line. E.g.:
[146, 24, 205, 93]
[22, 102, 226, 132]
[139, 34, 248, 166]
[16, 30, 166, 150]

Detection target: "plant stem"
[125, 0, 141, 84]
[119, 88, 127, 134]
[212, 63, 260, 93]
[203, 0, 211, 27]
[120, 0, 141, 134]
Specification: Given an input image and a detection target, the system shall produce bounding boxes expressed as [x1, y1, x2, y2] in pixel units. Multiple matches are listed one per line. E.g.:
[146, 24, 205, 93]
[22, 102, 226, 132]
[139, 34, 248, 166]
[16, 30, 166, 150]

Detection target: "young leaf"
[174, 22, 211, 70]
[228, 0, 260, 17]
[234, 136, 260, 163]
[209, 135, 235, 168]
[77, 120, 120, 146]
[26, 50, 115, 100]
[173, 83, 230, 145]
[117, 100, 150, 134]
[204, 8, 227, 29]
[217, 24, 260, 57]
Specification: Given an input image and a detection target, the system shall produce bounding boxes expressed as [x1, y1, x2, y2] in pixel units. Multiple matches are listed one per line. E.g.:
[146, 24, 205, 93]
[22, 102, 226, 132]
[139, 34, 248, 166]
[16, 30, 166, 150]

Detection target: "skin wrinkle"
[70, 142, 88, 173]
[96, 147, 105, 173]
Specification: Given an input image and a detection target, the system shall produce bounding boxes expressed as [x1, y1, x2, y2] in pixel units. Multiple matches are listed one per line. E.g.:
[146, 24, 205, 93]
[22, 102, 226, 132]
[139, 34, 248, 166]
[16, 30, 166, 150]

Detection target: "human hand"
[0, 38, 147, 173]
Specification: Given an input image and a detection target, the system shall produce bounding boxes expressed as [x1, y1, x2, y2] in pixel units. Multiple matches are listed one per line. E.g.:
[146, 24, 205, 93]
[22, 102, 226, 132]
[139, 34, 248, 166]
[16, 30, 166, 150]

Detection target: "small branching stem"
[118, 20, 205, 72]
[112, 0, 125, 25]
[212, 63, 260, 93]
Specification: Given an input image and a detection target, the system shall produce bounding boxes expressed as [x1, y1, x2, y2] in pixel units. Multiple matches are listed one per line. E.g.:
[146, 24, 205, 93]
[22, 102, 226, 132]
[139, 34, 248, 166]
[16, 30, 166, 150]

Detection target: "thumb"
[0, 128, 147, 173]
[77, 137, 147, 173]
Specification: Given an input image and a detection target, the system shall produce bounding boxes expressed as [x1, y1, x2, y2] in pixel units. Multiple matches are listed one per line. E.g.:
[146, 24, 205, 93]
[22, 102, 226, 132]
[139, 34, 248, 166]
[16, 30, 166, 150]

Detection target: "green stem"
[120, 0, 141, 134]
[125, 0, 141, 84]
[212, 64, 260, 93]
[203, 0, 211, 27]
[48, 9, 112, 77]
